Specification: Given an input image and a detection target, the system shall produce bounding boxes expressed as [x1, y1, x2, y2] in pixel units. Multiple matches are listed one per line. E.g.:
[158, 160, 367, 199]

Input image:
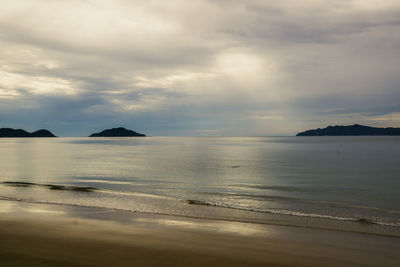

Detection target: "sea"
[1, 136, 399, 235]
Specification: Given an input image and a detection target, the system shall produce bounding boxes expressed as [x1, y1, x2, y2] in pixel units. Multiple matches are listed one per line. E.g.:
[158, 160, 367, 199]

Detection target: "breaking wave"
[186, 199, 400, 227]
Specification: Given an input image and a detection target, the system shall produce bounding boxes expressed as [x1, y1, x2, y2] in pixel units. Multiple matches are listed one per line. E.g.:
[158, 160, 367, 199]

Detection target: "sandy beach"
[1, 200, 399, 267]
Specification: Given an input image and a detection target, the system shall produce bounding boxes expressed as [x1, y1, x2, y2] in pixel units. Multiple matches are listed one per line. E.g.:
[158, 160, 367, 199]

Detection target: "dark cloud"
[0, 0, 399, 136]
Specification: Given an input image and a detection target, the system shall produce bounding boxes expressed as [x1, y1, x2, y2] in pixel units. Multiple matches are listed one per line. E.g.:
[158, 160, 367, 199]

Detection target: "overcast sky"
[1, 0, 399, 136]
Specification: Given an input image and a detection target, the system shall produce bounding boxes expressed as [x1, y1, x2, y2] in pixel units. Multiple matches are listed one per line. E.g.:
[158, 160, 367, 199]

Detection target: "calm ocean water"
[1, 136, 399, 231]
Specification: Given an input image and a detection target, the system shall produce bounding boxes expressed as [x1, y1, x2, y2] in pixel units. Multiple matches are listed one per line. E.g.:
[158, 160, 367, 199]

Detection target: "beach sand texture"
[1, 201, 399, 267]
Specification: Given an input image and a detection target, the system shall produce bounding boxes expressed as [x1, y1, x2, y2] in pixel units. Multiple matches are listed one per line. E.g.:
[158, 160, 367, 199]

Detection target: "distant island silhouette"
[89, 127, 146, 137]
[297, 124, 400, 136]
[0, 128, 56, 137]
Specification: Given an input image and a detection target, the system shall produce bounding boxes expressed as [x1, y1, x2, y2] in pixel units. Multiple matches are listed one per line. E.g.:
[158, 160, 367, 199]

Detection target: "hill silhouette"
[89, 127, 146, 137]
[0, 128, 57, 137]
[297, 124, 400, 136]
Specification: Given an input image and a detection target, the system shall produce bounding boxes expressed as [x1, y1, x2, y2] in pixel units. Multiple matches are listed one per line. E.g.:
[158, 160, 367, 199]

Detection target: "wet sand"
[0, 201, 399, 266]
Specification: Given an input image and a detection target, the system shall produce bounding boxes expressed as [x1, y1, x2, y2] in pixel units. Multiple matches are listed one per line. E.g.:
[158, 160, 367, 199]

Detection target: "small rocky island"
[0, 128, 56, 137]
[297, 124, 400, 136]
[89, 127, 146, 137]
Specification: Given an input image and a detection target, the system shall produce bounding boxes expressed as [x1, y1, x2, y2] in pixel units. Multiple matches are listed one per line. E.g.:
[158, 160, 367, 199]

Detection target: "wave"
[230, 183, 359, 194]
[186, 199, 400, 227]
[198, 191, 400, 215]
[1, 194, 400, 237]
[2, 181, 399, 228]
[3, 181, 97, 192]
[74, 179, 133, 185]
[101, 189, 170, 199]
[1, 194, 399, 230]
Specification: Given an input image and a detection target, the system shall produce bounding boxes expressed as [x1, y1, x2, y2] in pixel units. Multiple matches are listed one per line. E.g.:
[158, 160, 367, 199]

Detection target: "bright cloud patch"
[0, 0, 399, 136]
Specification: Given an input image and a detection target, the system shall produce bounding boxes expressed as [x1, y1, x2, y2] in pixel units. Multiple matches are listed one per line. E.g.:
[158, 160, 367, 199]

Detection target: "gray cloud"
[0, 0, 399, 136]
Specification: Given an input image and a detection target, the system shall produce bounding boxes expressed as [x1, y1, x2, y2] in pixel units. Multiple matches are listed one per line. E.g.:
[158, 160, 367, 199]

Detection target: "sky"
[0, 0, 399, 136]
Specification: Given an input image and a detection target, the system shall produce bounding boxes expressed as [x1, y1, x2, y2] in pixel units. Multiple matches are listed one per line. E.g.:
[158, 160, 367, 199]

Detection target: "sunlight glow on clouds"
[0, 71, 77, 96]
[0, 0, 399, 136]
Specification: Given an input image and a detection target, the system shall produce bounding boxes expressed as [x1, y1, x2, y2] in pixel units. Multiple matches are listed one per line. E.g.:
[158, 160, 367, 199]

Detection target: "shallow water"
[0, 136, 399, 231]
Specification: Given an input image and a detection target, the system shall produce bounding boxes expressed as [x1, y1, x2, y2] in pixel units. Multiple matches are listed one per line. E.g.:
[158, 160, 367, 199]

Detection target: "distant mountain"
[89, 127, 146, 137]
[31, 129, 57, 137]
[0, 128, 57, 137]
[296, 124, 400, 136]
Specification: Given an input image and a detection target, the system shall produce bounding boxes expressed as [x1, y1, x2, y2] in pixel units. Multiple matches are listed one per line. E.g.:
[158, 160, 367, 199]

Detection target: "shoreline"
[1, 197, 399, 239]
[1, 200, 400, 266]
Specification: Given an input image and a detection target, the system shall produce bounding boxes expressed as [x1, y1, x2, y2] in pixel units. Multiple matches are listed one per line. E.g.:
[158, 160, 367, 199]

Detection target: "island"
[89, 127, 146, 137]
[0, 128, 56, 137]
[296, 124, 400, 136]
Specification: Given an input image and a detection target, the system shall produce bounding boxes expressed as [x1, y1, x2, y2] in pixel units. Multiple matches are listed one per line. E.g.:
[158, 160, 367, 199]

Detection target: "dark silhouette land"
[297, 124, 400, 136]
[89, 127, 146, 137]
[0, 128, 56, 137]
